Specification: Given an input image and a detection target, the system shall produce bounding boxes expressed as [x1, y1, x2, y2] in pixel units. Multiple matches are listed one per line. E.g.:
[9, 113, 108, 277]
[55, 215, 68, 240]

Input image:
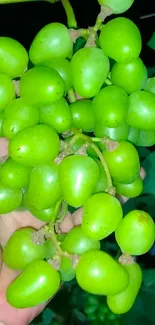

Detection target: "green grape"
[144, 77, 155, 95]
[6, 260, 60, 308]
[29, 23, 73, 65]
[107, 261, 142, 314]
[99, 18, 142, 63]
[70, 99, 95, 132]
[29, 204, 59, 222]
[44, 239, 56, 260]
[93, 159, 107, 193]
[59, 155, 99, 207]
[95, 121, 129, 141]
[115, 210, 155, 255]
[9, 124, 60, 166]
[0, 112, 4, 137]
[26, 163, 62, 210]
[61, 225, 100, 255]
[111, 58, 148, 94]
[39, 98, 72, 134]
[136, 130, 155, 147]
[0, 183, 22, 213]
[0, 73, 15, 112]
[59, 256, 75, 282]
[39, 58, 72, 93]
[2, 98, 39, 139]
[103, 141, 140, 184]
[114, 176, 143, 198]
[97, 0, 134, 14]
[127, 126, 140, 145]
[0, 37, 28, 78]
[76, 250, 129, 295]
[20, 66, 65, 106]
[93, 86, 129, 127]
[127, 91, 155, 130]
[82, 193, 123, 240]
[3, 228, 46, 270]
[0, 157, 30, 189]
[71, 47, 109, 98]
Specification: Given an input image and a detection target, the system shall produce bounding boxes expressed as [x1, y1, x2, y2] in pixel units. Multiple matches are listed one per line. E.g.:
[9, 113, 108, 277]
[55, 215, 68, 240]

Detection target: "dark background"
[0, 0, 154, 67]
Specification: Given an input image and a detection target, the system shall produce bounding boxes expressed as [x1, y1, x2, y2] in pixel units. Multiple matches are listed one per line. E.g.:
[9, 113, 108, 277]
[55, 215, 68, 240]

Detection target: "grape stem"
[61, 0, 77, 28]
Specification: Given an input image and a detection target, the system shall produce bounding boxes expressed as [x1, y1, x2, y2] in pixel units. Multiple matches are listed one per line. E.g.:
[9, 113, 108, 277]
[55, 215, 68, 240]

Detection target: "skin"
[0, 138, 145, 325]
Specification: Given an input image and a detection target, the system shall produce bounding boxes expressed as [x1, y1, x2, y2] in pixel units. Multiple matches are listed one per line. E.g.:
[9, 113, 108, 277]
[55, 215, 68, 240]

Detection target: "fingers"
[0, 138, 9, 159]
[72, 208, 83, 226]
[0, 246, 2, 272]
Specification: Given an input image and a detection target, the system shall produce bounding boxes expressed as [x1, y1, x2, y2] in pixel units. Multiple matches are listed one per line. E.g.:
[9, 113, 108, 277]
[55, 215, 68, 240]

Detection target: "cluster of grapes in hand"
[0, 0, 155, 321]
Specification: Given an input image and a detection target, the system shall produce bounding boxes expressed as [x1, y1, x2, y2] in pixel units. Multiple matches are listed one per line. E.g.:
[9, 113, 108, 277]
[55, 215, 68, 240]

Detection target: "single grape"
[97, 0, 134, 14]
[61, 225, 100, 255]
[111, 58, 148, 94]
[71, 47, 109, 98]
[95, 121, 129, 141]
[70, 99, 95, 132]
[114, 176, 143, 198]
[59, 155, 99, 207]
[39, 98, 72, 134]
[103, 140, 140, 184]
[76, 250, 129, 295]
[44, 239, 56, 260]
[26, 163, 62, 210]
[127, 126, 140, 145]
[0, 73, 15, 112]
[9, 124, 60, 166]
[82, 193, 123, 240]
[6, 260, 60, 308]
[136, 130, 155, 147]
[93, 85, 129, 127]
[0, 37, 28, 78]
[127, 91, 155, 130]
[2, 98, 39, 139]
[107, 261, 142, 314]
[29, 23, 73, 65]
[144, 77, 155, 95]
[3, 228, 46, 270]
[99, 18, 142, 63]
[115, 210, 155, 255]
[59, 256, 75, 282]
[0, 183, 22, 213]
[39, 58, 72, 93]
[93, 159, 107, 193]
[20, 66, 65, 106]
[0, 157, 30, 189]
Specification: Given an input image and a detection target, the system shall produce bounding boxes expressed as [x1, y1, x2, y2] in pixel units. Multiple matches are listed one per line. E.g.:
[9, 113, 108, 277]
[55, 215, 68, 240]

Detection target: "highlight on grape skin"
[0, 0, 154, 318]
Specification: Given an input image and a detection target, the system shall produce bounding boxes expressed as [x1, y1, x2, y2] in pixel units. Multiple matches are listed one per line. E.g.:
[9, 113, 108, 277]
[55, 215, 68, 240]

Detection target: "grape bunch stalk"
[0, 0, 155, 319]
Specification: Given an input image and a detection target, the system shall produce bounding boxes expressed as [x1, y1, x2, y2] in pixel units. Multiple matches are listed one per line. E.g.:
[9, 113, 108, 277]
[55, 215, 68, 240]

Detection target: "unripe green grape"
[76, 250, 129, 295]
[44, 239, 56, 260]
[97, 0, 134, 14]
[3, 228, 46, 270]
[99, 18, 142, 63]
[6, 260, 60, 308]
[20, 66, 65, 106]
[39, 58, 72, 93]
[127, 91, 155, 130]
[93, 159, 107, 193]
[59, 256, 75, 282]
[61, 225, 100, 255]
[0, 37, 28, 78]
[93, 86, 129, 127]
[0, 73, 15, 112]
[127, 126, 140, 145]
[9, 124, 60, 166]
[114, 176, 143, 198]
[95, 121, 129, 141]
[0, 158, 30, 189]
[2, 98, 39, 139]
[107, 261, 142, 314]
[29, 203, 59, 222]
[103, 141, 140, 184]
[82, 193, 123, 240]
[71, 47, 109, 98]
[70, 99, 95, 132]
[111, 58, 147, 94]
[144, 77, 155, 95]
[26, 163, 61, 210]
[0, 183, 22, 213]
[136, 130, 155, 147]
[115, 210, 155, 255]
[29, 23, 73, 65]
[39, 98, 72, 134]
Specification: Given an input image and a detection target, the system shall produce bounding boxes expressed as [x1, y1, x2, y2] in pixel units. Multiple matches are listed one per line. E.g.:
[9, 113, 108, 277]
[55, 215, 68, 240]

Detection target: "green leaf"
[142, 151, 155, 194]
[143, 269, 155, 289]
[74, 37, 86, 53]
[137, 147, 150, 160]
[147, 67, 155, 78]
[147, 32, 155, 51]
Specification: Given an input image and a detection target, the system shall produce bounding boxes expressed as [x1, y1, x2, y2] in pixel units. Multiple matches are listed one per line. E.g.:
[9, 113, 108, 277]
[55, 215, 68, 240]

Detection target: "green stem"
[61, 0, 77, 28]
[49, 224, 64, 255]
[68, 88, 77, 103]
[56, 201, 68, 224]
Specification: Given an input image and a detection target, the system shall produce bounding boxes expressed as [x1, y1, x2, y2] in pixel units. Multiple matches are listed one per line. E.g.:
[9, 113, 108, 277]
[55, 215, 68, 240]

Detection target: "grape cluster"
[0, 0, 155, 317]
